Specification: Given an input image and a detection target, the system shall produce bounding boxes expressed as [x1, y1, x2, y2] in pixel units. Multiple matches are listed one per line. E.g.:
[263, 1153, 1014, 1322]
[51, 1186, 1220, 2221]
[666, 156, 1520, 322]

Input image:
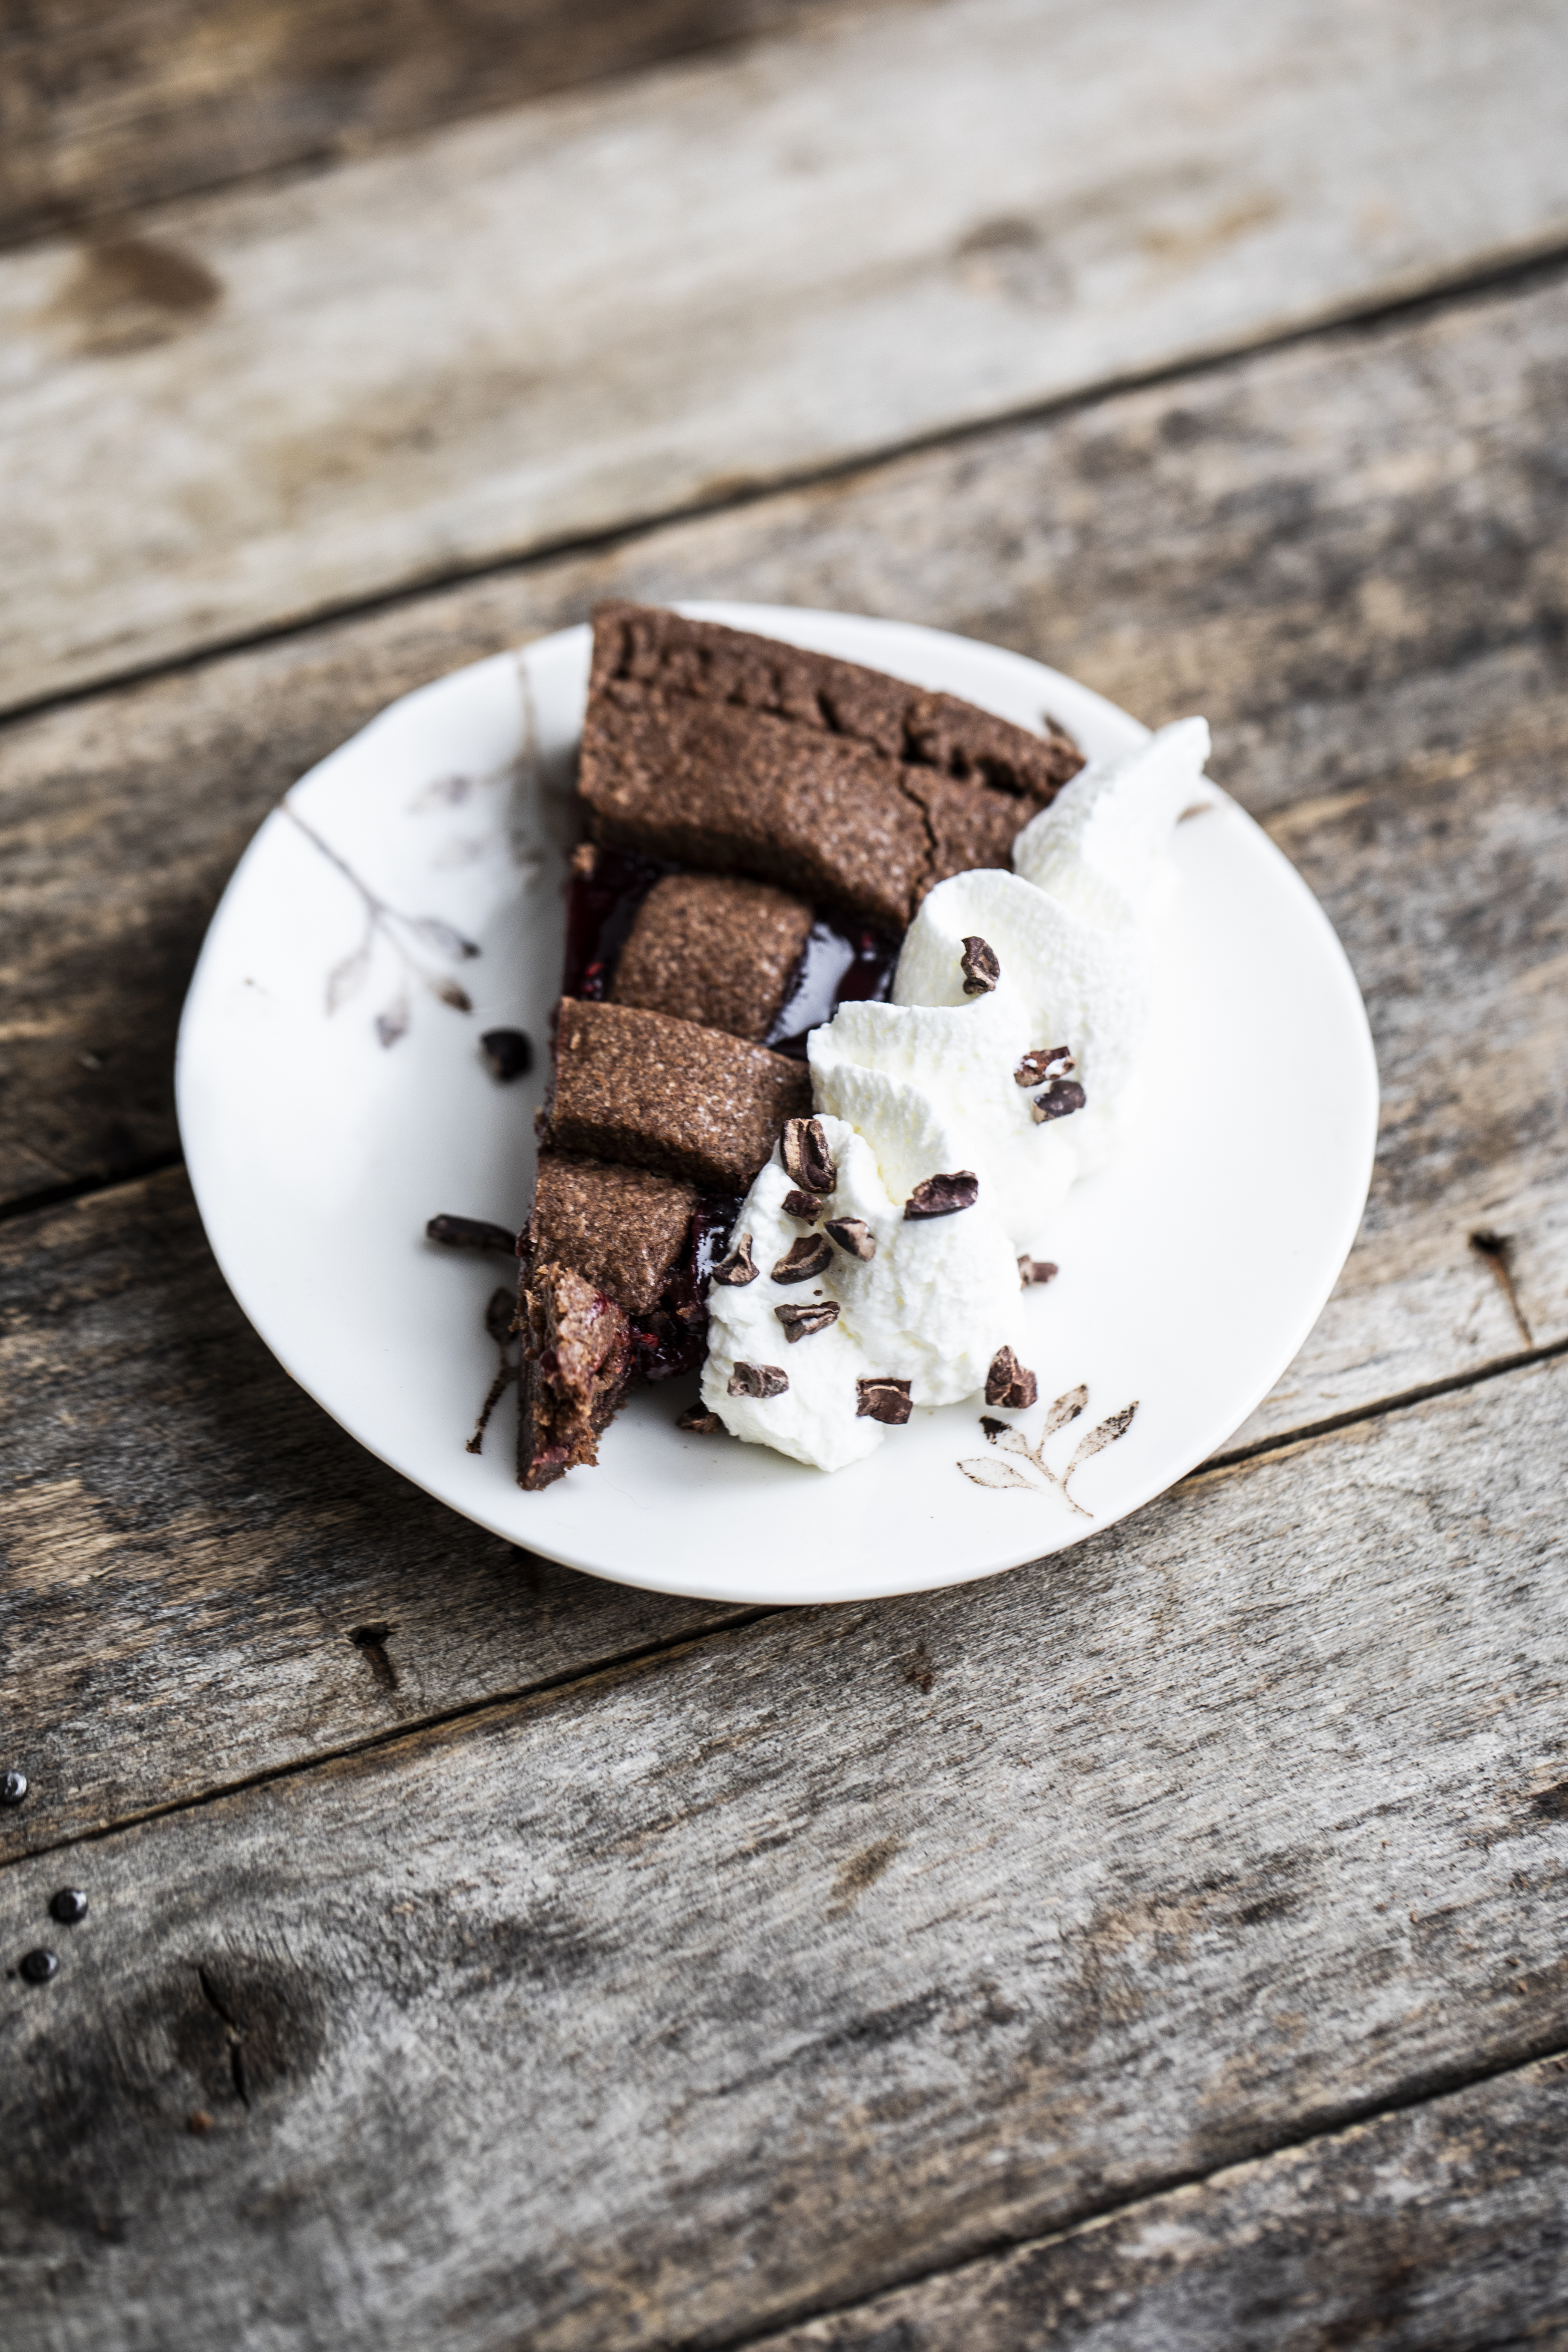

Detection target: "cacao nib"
[781, 1115, 835, 1194]
[677, 1403, 725, 1433]
[960, 935, 1000, 995]
[1018, 1257, 1059, 1287]
[904, 1171, 979, 1220]
[1015, 1046, 1074, 1087]
[1031, 1079, 1086, 1123]
[710, 1232, 759, 1286]
[781, 1188, 823, 1220]
[825, 1216, 876, 1261]
[426, 1213, 518, 1254]
[984, 1346, 1039, 1409]
[771, 1234, 833, 1283]
[479, 1028, 534, 1082]
[774, 1301, 840, 1342]
[728, 1362, 788, 1399]
[856, 1376, 913, 1425]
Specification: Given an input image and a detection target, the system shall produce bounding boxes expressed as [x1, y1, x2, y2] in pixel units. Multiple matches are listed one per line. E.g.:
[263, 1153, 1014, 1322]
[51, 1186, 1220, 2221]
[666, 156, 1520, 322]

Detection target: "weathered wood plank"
[0, 1167, 750, 1863]
[751, 2053, 1568, 2352]
[0, 0, 829, 253]
[5, 0, 1568, 708]
[2, 1357, 1564, 2350]
[5, 273, 1566, 1439]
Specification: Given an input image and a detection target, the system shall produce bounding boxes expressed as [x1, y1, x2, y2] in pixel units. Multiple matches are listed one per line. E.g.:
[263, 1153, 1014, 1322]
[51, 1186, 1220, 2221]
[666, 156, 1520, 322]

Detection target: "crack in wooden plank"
[713, 2038, 1568, 2352]
[0, 1608, 785, 1877]
[3, 1353, 1565, 2344]
[0, 1150, 183, 1230]
[2, 1342, 1563, 1879]
[1469, 1229, 1535, 1348]
[4, 235, 1568, 735]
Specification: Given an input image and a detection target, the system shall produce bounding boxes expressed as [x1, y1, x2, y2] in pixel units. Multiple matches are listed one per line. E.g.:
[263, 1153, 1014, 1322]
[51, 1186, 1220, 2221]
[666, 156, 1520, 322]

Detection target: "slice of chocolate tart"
[512, 603, 1085, 1490]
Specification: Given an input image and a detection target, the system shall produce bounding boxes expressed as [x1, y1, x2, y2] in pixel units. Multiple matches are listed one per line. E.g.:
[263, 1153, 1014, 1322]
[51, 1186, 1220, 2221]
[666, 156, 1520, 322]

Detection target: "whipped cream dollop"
[703, 718, 1211, 1469]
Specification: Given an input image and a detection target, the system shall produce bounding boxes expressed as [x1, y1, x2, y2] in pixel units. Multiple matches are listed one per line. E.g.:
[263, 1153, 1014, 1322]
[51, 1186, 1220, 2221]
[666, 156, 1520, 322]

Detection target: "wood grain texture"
[2, 1356, 1565, 2350]
[0, 0, 831, 253]
[751, 2053, 1568, 2352]
[5, 273, 1566, 1435]
[5, 0, 1568, 708]
[0, 1167, 748, 1862]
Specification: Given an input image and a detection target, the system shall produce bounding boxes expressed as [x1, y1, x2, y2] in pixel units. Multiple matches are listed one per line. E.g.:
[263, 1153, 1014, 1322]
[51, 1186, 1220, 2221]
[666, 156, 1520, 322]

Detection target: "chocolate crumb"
[1031, 1079, 1087, 1123]
[771, 1234, 833, 1283]
[960, 935, 1000, 995]
[856, 1376, 913, 1424]
[426, 1213, 518, 1254]
[188, 2111, 215, 2135]
[677, 1403, 725, 1433]
[710, 1232, 759, 1286]
[728, 1362, 788, 1399]
[466, 1347, 520, 1455]
[825, 1216, 876, 1261]
[904, 1170, 979, 1219]
[979, 1415, 1009, 1439]
[480, 1027, 534, 1082]
[775, 1300, 840, 1342]
[985, 1346, 1039, 1409]
[781, 1115, 835, 1194]
[1018, 1257, 1059, 1287]
[781, 1188, 823, 1220]
[1015, 1045, 1074, 1086]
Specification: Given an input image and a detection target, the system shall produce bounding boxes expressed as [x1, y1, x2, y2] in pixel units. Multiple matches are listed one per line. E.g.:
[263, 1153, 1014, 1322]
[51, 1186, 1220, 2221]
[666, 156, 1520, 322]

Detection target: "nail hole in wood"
[348, 1624, 398, 1691]
[1468, 1229, 1534, 1347]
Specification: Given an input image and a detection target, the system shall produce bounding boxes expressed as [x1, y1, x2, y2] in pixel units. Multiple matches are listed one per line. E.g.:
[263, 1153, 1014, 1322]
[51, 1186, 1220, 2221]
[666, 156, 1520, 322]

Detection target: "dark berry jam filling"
[562, 847, 896, 1050]
[628, 1194, 741, 1382]
[765, 918, 897, 1058]
[561, 847, 667, 1002]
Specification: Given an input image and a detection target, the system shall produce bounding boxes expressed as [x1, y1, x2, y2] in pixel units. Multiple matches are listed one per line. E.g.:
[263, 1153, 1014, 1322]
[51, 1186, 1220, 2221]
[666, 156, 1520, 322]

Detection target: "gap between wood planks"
[712, 2041, 1568, 2352]
[2, 1261, 1562, 1884]
[0, 0, 839, 258]
[0, 1148, 182, 1231]
[6, 1481, 1568, 2348]
[4, 232, 1567, 738]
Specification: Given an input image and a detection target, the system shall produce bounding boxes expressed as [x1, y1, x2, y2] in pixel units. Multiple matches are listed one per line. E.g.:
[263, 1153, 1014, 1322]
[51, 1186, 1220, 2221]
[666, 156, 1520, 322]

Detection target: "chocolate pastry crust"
[580, 602, 1083, 928]
[517, 1263, 633, 1491]
[590, 602, 1082, 794]
[546, 998, 811, 1195]
[529, 1153, 698, 1317]
[610, 873, 814, 1041]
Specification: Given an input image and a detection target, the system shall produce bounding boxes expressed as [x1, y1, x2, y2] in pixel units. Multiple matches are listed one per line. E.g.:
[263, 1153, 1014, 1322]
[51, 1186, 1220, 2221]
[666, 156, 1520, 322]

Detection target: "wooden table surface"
[4, 4, 1568, 2344]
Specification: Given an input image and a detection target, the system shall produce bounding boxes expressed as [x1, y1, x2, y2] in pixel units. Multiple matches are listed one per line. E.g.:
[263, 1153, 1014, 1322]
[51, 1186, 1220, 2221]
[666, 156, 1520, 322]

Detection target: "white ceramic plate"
[177, 604, 1376, 1607]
